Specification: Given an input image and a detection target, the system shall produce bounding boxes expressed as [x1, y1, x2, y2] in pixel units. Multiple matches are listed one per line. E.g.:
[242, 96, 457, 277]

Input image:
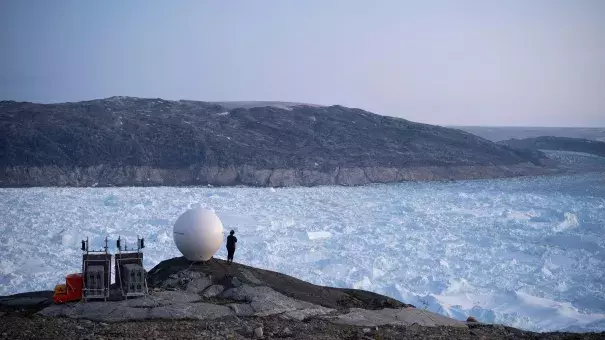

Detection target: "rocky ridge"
[1, 257, 602, 339]
[0, 97, 552, 187]
[39, 257, 437, 326]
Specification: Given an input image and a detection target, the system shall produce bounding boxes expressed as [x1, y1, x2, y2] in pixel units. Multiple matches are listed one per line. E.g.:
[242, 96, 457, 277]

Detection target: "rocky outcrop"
[34, 257, 466, 328]
[146, 257, 408, 311]
[39, 290, 234, 322]
[0, 291, 53, 314]
[0, 97, 551, 187]
[6, 258, 603, 337]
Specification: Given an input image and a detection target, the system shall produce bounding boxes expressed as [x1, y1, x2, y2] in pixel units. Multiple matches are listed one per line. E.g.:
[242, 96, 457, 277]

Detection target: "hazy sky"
[1, 0, 604, 127]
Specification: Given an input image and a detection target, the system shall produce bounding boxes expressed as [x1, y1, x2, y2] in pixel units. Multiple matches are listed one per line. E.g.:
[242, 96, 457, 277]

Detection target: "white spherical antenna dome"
[173, 208, 224, 261]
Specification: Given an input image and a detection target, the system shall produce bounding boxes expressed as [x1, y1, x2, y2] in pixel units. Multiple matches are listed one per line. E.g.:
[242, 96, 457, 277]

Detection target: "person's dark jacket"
[226, 235, 237, 250]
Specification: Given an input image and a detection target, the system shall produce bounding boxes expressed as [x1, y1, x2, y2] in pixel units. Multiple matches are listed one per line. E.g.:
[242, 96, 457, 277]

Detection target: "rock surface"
[332, 307, 467, 327]
[23, 257, 402, 324]
[254, 326, 264, 338]
[2, 257, 603, 338]
[2, 314, 602, 340]
[146, 257, 408, 311]
[202, 284, 225, 298]
[0, 290, 53, 314]
[0, 97, 552, 187]
[34, 257, 454, 327]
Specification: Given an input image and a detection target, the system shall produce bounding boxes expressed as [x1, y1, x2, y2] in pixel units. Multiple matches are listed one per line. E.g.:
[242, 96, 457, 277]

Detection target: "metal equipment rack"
[81, 237, 111, 301]
[114, 236, 148, 299]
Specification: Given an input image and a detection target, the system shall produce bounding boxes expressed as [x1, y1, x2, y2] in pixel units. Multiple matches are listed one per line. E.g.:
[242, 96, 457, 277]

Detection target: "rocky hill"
[1, 257, 602, 339]
[0, 97, 551, 187]
[499, 136, 605, 157]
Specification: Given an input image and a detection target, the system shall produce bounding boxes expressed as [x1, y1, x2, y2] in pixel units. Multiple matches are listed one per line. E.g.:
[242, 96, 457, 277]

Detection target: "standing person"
[226, 230, 237, 264]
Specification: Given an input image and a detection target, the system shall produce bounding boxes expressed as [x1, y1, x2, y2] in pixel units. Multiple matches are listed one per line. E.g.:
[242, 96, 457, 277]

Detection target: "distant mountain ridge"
[454, 126, 605, 142]
[499, 136, 605, 158]
[0, 97, 551, 187]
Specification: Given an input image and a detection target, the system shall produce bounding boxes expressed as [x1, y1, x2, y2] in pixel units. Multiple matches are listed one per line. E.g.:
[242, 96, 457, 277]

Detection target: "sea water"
[0, 172, 604, 332]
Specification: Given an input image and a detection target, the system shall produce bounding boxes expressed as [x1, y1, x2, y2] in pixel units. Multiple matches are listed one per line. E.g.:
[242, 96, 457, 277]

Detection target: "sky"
[1, 0, 604, 127]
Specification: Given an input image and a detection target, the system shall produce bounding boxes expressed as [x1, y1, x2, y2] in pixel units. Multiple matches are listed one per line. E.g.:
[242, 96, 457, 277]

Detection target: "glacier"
[0, 173, 604, 332]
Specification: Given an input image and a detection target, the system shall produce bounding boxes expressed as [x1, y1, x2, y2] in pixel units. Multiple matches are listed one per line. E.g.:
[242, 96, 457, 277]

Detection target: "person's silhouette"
[226, 230, 237, 264]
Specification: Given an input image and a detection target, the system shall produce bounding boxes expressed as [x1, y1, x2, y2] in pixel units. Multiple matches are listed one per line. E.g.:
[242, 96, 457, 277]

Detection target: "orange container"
[53, 273, 84, 304]
[54, 284, 67, 295]
[66, 273, 83, 293]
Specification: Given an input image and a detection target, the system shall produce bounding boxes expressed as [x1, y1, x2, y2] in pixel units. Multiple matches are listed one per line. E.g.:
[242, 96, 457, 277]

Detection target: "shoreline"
[0, 163, 562, 188]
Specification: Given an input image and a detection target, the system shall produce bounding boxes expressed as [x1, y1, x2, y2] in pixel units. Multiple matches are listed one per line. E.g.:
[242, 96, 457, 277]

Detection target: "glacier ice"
[0, 173, 604, 332]
[307, 231, 332, 240]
